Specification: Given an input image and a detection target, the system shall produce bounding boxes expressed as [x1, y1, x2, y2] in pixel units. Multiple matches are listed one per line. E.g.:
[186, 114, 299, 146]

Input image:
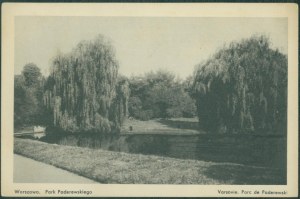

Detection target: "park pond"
[28, 118, 287, 170]
[14, 138, 287, 184]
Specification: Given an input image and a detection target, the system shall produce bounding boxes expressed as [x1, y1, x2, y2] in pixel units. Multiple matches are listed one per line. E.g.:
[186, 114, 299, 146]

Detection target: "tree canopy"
[192, 35, 287, 134]
[15, 34, 287, 136]
[22, 63, 42, 87]
[128, 70, 196, 120]
[44, 35, 129, 134]
[14, 64, 50, 128]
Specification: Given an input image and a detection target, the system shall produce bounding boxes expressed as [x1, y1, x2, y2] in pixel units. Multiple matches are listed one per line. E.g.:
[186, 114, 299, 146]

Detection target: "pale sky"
[15, 17, 287, 79]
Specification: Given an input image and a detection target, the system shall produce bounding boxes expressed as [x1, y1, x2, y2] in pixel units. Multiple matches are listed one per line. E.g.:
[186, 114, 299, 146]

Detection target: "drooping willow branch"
[192, 35, 287, 134]
[44, 35, 129, 134]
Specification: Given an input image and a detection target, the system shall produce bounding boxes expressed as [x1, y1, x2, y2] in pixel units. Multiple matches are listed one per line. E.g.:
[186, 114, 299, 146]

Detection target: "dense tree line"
[192, 35, 287, 134]
[128, 71, 196, 120]
[14, 34, 287, 135]
[43, 35, 129, 134]
[14, 63, 51, 128]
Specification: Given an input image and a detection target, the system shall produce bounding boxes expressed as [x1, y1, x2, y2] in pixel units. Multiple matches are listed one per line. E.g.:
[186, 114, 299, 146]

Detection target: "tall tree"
[14, 64, 49, 128]
[22, 63, 42, 87]
[44, 35, 129, 134]
[128, 70, 196, 120]
[192, 35, 287, 134]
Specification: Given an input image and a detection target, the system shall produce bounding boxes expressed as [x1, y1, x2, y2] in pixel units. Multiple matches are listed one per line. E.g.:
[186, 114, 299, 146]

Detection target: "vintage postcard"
[1, 3, 298, 197]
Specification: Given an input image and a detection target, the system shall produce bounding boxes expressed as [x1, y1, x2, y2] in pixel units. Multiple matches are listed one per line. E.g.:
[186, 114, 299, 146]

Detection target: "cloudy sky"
[15, 17, 287, 79]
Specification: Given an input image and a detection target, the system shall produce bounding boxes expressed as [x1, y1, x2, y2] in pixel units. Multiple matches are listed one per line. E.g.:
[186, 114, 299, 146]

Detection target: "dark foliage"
[128, 70, 196, 120]
[14, 65, 51, 128]
[192, 35, 287, 134]
[44, 35, 129, 134]
[22, 63, 42, 87]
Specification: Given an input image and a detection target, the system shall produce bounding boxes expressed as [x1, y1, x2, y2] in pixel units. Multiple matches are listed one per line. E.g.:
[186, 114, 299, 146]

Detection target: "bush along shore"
[14, 138, 286, 184]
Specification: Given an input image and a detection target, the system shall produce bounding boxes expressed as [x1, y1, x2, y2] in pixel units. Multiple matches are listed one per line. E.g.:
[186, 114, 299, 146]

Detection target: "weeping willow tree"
[193, 35, 287, 134]
[44, 35, 129, 134]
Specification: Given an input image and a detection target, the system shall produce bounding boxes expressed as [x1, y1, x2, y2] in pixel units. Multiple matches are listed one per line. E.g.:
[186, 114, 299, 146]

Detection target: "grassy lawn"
[121, 118, 206, 135]
[14, 138, 285, 184]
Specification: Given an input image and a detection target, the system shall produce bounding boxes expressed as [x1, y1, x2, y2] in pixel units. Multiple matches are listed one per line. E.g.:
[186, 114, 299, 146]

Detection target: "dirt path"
[14, 154, 97, 183]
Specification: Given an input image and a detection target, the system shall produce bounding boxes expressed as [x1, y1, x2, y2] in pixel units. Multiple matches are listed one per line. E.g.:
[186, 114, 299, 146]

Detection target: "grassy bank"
[14, 138, 285, 184]
[121, 118, 204, 135]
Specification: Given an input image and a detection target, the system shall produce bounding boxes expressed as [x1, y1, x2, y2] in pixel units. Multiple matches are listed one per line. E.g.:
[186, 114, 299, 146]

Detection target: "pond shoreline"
[34, 129, 286, 169]
[14, 138, 286, 184]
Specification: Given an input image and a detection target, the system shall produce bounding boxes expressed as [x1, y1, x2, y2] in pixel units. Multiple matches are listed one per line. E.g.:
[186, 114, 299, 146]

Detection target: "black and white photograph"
[1, 3, 298, 197]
